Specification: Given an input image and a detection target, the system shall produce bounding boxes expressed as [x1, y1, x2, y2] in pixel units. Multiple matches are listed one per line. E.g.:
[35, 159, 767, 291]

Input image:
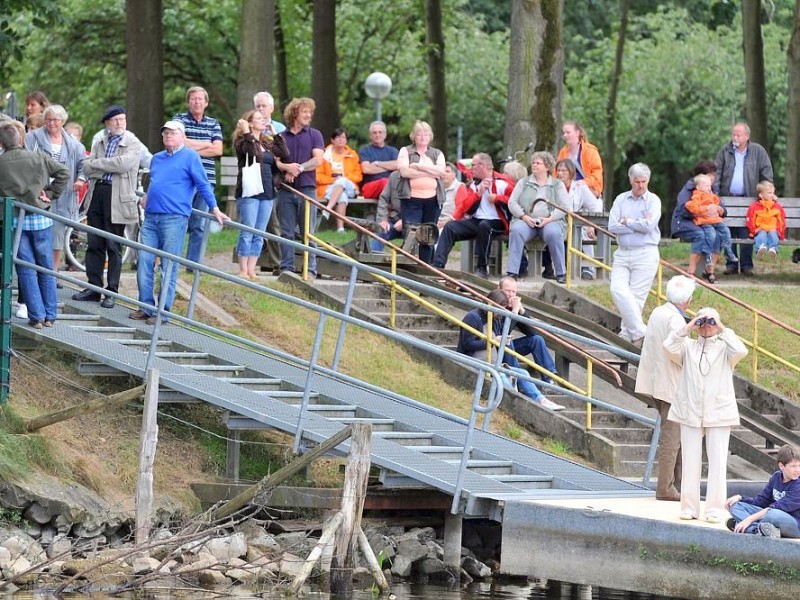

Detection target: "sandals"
[702, 270, 718, 284]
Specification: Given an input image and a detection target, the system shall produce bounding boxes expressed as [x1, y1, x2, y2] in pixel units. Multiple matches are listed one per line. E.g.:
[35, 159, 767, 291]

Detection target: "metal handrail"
[9, 199, 510, 513]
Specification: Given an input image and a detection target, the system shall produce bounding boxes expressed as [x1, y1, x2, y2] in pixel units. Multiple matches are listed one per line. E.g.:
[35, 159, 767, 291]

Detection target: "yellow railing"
[564, 210, 800, 386]
[281, 185, 623, 426]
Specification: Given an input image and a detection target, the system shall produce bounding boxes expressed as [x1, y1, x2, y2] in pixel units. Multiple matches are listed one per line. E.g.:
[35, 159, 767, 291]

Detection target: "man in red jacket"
[432, 153, 514, 278]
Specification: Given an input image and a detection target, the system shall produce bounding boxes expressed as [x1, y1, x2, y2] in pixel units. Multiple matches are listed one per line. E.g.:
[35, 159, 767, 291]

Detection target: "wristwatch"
[298, 164, 305, 173]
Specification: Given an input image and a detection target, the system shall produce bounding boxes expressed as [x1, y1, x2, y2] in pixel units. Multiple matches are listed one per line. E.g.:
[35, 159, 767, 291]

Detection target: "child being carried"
[685, 174, 737, 283]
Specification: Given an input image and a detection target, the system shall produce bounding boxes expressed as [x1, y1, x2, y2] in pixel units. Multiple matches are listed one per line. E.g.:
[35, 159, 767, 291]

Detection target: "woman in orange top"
[556, 121, 603, 198]
[316, 128, 363, 232]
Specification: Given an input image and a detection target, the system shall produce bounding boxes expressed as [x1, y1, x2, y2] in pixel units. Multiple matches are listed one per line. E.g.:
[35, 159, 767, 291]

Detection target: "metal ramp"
[12, 290, 649, 519]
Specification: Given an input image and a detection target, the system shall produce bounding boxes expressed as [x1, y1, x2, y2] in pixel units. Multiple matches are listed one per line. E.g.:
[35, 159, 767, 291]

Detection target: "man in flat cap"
[73, 105, 142, 308]
[129, 121, 227, 325]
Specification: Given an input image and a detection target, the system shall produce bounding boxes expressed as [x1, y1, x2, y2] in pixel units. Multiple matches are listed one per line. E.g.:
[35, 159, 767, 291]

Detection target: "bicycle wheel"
[64, 217, 136, 272]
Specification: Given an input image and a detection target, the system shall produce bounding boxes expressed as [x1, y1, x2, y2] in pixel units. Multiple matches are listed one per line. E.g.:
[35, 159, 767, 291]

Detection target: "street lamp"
[364, 72, 392, 122]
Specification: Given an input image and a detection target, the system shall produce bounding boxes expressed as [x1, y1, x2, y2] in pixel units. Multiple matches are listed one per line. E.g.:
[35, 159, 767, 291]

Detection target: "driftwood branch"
[290, 511, 343, 594]
[24, 385, 145, 432]
[358, 527, 390, 594]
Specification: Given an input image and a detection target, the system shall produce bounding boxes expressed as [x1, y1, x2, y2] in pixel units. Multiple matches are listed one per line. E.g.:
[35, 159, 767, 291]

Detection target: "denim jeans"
[754, 230, 779, 251]
[677, 229, 709, 255]
[137, 213, 189, 318]
[371, 217, 404, 252]
[16, 227, 57, 323]
[510, 335, 557, 382]
[400, 198, 440, 264]
[185, 192, 208, 264]
[699, 223, 733, 257]
[499, 354, 543, 401]
[508, 221, 565, 277]
[729, 501, 800, 538]
[276, 186, 317, 275]
[236, 197, 273, 257]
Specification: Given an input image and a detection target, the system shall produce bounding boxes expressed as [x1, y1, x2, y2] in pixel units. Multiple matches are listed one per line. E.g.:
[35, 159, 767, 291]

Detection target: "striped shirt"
[172, 112, 223, 185]
[102, 134, 123, 182]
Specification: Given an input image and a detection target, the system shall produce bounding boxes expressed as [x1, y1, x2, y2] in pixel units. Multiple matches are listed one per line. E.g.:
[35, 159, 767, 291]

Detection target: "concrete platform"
[501, 494, 800, 599]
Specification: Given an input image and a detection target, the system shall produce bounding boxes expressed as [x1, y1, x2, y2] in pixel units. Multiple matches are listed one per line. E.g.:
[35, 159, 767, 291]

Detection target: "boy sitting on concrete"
[724, 444, 800, 538]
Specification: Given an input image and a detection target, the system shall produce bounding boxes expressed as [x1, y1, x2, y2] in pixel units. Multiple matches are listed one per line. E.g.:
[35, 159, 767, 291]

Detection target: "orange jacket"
[686, 189, 723, 226]
[746, 198, 786, 239]
[316, 144, 363, 199]
[556, 142, 603, 197]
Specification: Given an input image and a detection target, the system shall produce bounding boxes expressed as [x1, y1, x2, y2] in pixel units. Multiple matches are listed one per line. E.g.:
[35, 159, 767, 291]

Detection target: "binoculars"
[696, 317, 717, 327]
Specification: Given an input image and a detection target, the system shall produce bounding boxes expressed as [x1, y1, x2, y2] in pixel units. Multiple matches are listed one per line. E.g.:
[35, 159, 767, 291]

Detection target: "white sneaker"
[757, 244, 767, 258]
[539, 396, 565, 411]
[15, 304, 27, 319]
[769, 248, 777, 260]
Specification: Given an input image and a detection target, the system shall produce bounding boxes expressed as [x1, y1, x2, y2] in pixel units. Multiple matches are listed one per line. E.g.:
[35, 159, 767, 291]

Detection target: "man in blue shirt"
[715, 122, 773, 276]
[358, 121, 398, 199]
[129, 121, 227, 325]
[172, 86, 223, 267]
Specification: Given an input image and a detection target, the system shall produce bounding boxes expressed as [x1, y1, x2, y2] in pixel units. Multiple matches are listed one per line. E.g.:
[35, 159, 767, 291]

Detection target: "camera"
[533, 218, 543, 227]
[696, 317, 716, 327]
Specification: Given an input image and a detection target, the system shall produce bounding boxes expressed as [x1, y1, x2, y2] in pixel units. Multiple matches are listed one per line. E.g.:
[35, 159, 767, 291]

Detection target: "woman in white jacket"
[665, 307, 748, 523]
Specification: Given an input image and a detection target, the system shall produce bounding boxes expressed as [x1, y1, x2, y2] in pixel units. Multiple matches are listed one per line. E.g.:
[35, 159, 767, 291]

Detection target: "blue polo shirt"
[279, 126, 325, 189]
[359, 144, 399, 184]
[172, 112, 223, 185]
[146, 146, 217, 216]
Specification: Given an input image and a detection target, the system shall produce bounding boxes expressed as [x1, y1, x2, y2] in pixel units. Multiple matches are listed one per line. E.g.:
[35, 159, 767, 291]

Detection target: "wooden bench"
[720, 196, 800, 245]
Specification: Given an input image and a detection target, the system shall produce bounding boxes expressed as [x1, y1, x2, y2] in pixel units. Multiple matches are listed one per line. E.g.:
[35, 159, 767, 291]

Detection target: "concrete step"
[314, 281, 394, 300]
[590, 427, 655, 444]
[372, 312, 451, 329]
[405, 329, 460, 346]
[353, 297, 420, 314]
[615, 443, 655, 462]
[559, 410, 636, 428]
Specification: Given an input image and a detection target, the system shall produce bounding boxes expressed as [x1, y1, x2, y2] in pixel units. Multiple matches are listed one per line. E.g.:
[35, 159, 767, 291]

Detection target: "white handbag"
[241, 154, 264, 197]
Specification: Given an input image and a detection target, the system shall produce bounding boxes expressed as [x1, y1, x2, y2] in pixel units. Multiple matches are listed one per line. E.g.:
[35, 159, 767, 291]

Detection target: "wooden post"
[24, 385, 145, 432]
[290, 511, 343, 594]
[135, 369, 159, 545]
[358, 527, 390, 594]
[330, 422, 371, 596]
[209, 425, 353, 522]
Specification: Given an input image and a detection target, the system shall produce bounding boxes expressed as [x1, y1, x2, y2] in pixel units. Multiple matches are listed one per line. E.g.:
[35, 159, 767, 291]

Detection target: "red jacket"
[452, 171, 515, 233]
[746, 198, 787, 240]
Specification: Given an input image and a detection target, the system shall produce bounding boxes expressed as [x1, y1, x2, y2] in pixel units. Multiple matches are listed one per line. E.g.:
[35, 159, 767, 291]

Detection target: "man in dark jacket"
[0, 122, 68, 328]
[715, 122, 773, 276]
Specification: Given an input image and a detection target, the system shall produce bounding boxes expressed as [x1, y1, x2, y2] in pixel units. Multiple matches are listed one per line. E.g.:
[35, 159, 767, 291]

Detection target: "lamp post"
[364, 72, 392, 122]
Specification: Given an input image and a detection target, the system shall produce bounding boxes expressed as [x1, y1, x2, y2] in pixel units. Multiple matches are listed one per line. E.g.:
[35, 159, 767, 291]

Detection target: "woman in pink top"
[397, 120, 445, 263]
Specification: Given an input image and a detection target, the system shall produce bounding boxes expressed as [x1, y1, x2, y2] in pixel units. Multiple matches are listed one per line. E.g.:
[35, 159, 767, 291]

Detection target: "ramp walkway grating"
[12, 290, 648, 518]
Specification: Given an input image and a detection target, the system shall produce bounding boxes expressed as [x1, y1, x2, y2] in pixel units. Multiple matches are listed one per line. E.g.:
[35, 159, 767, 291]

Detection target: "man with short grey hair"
[635, 274, 696, 501]
[253, 91, 285, 135]
[253, 91, 285, 274]
[358, 120, 398, 199]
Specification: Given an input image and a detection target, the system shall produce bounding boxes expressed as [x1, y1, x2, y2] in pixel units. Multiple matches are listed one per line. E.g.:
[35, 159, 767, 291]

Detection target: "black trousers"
[86, 184, 126, 293]
[433, 218, 504, 269]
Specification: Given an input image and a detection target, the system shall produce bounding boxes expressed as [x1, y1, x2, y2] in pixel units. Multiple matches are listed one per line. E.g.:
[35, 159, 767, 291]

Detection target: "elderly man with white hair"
[635, 275, 696, 501]
[608, 162, 661, 346]
[664, 307, 747, 524]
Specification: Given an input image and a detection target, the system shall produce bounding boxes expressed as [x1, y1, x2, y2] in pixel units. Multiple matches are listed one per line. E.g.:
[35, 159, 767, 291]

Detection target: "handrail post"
[302, 197, 310, 280]
[566, 212, 573, 289]
[144, 258, 176, 373]
[450, 372, 485, 515]
[585, 360, 593, 430]
[752, 312, 759, 383]
[483, 316, 513, 432]
[390, 247, 397, 328]
[0, 198, 13, 405]
[643, 413, 661, 486]
[332, 265, 359, 371]
[186, 215, 211, 320]
[293, 313, 327, 454]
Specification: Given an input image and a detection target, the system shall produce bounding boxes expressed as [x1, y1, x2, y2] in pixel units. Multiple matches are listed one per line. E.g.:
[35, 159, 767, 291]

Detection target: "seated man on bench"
[432, 153, 514, 277]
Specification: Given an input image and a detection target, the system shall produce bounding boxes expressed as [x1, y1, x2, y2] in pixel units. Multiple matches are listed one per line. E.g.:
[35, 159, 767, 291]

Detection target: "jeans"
[401, 198, 440, 264]
[727, 226, 753, 270]
[277, 186, 317, 275]
[729, 502, 800, 538]
[16, 227, 57, 323]
[754, 230, 779, 251]
[185, 192, 208, 264]
[699, 223, 733, 258]
[137, 213, 189, 318]
[510, 335, 557, 382]
[499, 354, 542, 401]
[236, 197, 273, 257]
[677, 230, 707, 256]
[433, 218, 504, 270]
[372, 217, 404, 251]
[507, 220, 565, 277]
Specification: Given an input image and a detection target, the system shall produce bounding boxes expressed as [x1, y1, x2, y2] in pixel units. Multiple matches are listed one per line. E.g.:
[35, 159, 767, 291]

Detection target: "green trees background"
[2, 0, 797, 219]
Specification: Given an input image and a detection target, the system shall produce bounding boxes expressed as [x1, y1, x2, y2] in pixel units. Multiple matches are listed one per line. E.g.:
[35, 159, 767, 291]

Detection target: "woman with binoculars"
[663, 307, 748, 524]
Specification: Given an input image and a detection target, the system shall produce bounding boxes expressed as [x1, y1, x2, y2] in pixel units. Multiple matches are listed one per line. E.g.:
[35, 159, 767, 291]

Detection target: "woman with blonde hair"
[396, 120, 445, 263]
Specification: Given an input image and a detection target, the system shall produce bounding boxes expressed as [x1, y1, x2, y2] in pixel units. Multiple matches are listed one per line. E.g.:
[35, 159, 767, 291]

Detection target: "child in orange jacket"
[685, 174, 738, 278]
[747, 181, 786, 260]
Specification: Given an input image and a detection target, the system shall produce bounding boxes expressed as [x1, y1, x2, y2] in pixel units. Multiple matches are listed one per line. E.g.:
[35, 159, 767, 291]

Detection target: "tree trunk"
[425, 0, 448, 156]
[274, 0, 289, 110]
[603, 0, 629, 206]
[786, 0, 800, 195]
[503, 0, 564, 160]
[125, 0, 163, 153]
[236, 0, 274, 116]
[311, 0, 339, 138]
[741, 0, 769, 147]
